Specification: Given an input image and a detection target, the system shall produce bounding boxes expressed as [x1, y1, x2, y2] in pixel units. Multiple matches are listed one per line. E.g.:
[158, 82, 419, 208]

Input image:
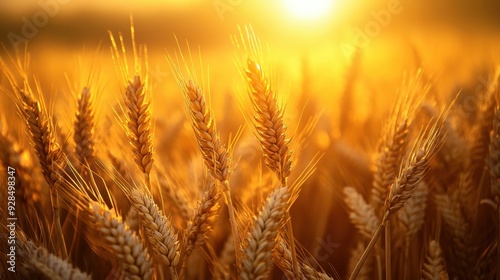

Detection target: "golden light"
[283, 0, 333, 20]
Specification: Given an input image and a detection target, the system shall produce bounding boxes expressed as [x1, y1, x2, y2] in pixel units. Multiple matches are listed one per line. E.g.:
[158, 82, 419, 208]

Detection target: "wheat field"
[0, 5, 499, 279]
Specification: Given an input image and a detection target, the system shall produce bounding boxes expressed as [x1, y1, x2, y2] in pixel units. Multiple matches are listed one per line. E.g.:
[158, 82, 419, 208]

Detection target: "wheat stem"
[349, 223, 384, 280]
[385, 221, 391, 280]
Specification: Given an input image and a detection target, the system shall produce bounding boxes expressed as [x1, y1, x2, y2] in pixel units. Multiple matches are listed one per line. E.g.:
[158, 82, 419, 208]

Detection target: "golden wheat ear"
[239, 186, 290, 279]
[181, 180, 222, 273]
[109, 28, 155, 189]
[55, 170, 154, 280]
[15, 88, 68, 259]
[168, 47, 242, 270]
[74, 87, 96, 173]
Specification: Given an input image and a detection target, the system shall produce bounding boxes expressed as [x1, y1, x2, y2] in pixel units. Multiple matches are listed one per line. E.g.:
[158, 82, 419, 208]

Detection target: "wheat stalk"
[347, 241, 372, 280]
[175, 77, 240, 267]
[397, 181, 428, 278]
[350, 116, 443, 280]
[54, 167, 154, 280]
[244, 56, 299, 277]
[24, 242, 92, 280]
[10, 230, 91, 280]
[16, 88, 67, 258]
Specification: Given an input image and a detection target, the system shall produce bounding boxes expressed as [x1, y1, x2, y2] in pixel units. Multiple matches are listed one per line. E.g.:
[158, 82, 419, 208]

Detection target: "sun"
[283, 0, 334, 20]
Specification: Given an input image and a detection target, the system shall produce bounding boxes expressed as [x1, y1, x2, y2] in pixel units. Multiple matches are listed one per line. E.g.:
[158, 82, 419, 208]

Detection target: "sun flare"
[283, 0, 333, 20]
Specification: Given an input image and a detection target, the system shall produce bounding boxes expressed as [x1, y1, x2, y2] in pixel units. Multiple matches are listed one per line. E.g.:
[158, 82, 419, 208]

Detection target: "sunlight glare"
[283, 0, 333, 20]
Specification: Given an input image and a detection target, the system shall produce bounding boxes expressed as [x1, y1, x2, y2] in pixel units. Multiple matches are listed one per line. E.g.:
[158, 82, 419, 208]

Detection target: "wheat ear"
[179, 79, 240, 267]
[371, 121, 409, 213]
[471, 71, 498, 168]
[240, 186, 290, 279]
[129, 189, 180, 278]
[9, 229, 90, 280]
[88, 201, 154, 280]
[54, 172, 154, 280]
[124, 75, 155, 186]
[421, 240, 448, 280]
[244, 57, 298, 277]
[274, 236, 333, 280]
[181, 181, 222, 273]
[434, 193, 473, 278]
[22, 241, 91, 280]
[74, 87, 95, 172]
[17, 88, 67, 258]
[350, 118, 443, 280]
[344, 186, 380, 239]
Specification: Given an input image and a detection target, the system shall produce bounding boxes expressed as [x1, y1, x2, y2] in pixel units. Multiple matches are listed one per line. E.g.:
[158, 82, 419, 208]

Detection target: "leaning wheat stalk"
[56, 175, 154, 280]
[244, 55, 298, 277]
[16, 88, 67, 258]
[349, 117, 444, 280]
[173, 74, 240, 268]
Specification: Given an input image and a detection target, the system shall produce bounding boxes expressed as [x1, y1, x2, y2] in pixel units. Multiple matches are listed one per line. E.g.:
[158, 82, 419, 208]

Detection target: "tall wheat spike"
[242, 43, 297, 276]
[16, 88, 67, 258]
[124, 75, 155, 182]
[350, 115, 444, 280]
[173, 76, 240, 267]
[74, 87, 95, 171]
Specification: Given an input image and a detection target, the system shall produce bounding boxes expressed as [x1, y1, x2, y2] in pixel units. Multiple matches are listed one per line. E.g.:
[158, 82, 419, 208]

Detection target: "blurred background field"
[1, 0, 500, 278]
